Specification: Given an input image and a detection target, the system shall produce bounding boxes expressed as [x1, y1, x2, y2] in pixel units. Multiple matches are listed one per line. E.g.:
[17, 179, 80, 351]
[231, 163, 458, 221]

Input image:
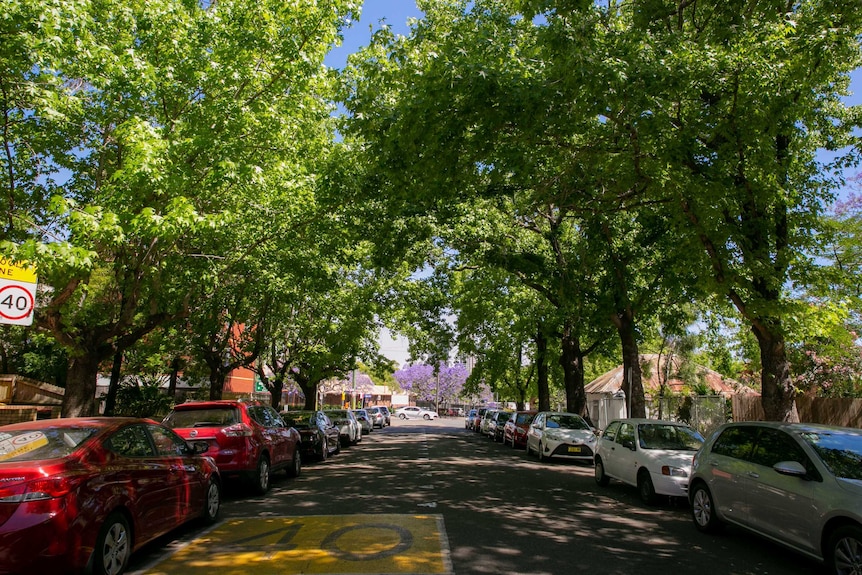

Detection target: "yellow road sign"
[0, 257, 37, 283]
[143, 514, 452, 575]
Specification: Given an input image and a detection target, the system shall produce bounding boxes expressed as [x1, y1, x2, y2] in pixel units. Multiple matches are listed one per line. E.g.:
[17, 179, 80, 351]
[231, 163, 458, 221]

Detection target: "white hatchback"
[594, 418, 704, 504]
[526, 411, 597, 463]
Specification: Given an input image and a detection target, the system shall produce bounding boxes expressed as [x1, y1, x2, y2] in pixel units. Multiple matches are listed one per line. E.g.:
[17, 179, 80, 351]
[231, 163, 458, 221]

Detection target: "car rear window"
[0, 427, 98, 462]
[284, 412, 315, 427]
[163, 407, 239, 428]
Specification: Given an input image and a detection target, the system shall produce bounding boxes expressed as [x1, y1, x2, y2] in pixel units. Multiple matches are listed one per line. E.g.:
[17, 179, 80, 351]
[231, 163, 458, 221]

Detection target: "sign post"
[0, 257, 37, 326]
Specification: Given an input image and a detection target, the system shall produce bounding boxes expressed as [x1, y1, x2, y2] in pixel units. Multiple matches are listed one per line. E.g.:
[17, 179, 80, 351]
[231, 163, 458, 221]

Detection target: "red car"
[0, 417, 220, 575]
[503, 410, 538, 448]
[162, 399, 301, 494]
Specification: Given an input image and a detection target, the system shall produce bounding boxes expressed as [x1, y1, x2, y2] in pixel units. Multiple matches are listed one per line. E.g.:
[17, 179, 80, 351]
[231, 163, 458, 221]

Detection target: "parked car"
[491, 411, 512, 442]
[365, 406, 386, 428]
[472, 407, 490, 431]
[353, 409, 373, 435]
[379, 406, 391, 426]
[395, 406, 439, 420]
[526, 411, 597, 463]
[328, 409, 361, 446]
[689, 421, 862, 575]
[0, 417, 220, 575]
[163, 399, 301, 494]
[503, 410, 537, 448]
[465, 408, 479, 429]
[479, 409, 499, 436]
[594, 418, 704, 504]
[281, 410, 340, 461]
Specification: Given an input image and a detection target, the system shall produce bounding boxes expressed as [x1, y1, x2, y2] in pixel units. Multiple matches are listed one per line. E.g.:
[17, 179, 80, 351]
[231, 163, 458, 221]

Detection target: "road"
[127, 416, 821, 575]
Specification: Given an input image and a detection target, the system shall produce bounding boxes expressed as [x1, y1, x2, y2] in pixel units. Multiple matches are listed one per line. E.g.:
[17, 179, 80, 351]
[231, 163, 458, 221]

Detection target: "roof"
[584, 354, 756, 397]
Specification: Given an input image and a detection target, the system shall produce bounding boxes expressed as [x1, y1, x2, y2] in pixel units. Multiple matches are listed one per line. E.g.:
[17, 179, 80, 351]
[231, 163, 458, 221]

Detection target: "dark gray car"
[689, 421, 862, 575]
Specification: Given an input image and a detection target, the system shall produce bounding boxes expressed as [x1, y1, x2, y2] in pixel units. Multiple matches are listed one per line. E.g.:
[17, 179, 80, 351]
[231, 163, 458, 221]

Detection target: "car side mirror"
[774, 460, 807, 478]
[622, 439, 636, 451]
[191, 441, 209, 454]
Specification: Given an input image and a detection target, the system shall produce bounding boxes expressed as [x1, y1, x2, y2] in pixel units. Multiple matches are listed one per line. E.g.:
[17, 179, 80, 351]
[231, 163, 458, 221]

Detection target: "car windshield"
[163, 407, 238, 428]
[800, 430, 862, 480]
[516, 413, 534, 425]
[546, 414, 590, 430]
[637, 423, 704, 450]
[497, 413, 511, 423]
[0, 427, 98, 462]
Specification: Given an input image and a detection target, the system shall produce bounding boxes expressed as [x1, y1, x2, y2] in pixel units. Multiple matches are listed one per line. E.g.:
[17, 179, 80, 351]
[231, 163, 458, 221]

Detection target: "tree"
[1, 0, 359, 415]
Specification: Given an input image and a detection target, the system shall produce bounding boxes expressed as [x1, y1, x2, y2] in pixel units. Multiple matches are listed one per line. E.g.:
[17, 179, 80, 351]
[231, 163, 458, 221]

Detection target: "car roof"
[607, 418, 693, 426]
[718, 421, 862, 435]
[172, 400, 249, 410]
[0, 416, 151, 431]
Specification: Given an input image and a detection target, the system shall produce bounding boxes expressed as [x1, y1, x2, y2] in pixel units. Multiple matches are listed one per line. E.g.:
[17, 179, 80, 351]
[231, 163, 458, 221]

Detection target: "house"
[584, 353, 755, 431]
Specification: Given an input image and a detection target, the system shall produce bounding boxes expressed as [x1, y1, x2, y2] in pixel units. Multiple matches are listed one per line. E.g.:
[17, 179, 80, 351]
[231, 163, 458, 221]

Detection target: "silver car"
[689, 421, 862, 575]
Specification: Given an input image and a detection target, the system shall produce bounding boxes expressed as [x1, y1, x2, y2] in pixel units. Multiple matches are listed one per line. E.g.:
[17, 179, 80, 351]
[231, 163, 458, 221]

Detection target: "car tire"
[827, 524, 862, 575]
[320, 438, 328, 462]
[92, 511, 131, 575]
[252, 455, 271, 495]
[399, 413, 406, 420]
[637, 469, 656, 505]
[287, 451, 301, 478]
[690, 483, 723, 533]
[333, 438, 341, 455]
[202, 478, 221, 523]
[595, 457, 610, 486]
[423, 414, 431, 420]
[538, 441, 546, 462]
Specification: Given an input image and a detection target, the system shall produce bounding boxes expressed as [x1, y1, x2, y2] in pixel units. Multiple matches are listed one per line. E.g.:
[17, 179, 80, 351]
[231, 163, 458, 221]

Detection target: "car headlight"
[661, 466, 688, 477]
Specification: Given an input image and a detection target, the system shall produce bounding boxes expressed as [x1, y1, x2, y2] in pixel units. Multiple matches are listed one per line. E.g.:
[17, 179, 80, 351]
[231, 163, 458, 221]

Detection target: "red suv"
[163, 399, 301, 494]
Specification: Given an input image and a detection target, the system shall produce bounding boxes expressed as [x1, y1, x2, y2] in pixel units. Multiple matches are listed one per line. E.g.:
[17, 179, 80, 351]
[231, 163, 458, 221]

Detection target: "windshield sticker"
[0, 431, 48, 461]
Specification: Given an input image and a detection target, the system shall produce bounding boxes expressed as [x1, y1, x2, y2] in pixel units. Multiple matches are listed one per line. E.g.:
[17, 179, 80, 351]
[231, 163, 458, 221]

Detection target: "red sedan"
[503, 410, 538, 448]
[0, 417, 220, 575]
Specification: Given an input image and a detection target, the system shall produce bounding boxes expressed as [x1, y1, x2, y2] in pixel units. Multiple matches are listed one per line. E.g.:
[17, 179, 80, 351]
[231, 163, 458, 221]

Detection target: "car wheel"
[320, 438, 328, 461]
[423, 414, 431, 420]
[202, 478, 221, 523]
[828, 525, 862, 575]
[333, 437, 341, 455]
[92, 512, 131, 575]
[399, 413, 406, 419]
[537, 441, 546, 462]
[594, 457, 610, 486]
[287, 450, 301, 478]
[637, 469, 656, 505]
[690, 483, 723, 533]
[252, 455, 271, 495]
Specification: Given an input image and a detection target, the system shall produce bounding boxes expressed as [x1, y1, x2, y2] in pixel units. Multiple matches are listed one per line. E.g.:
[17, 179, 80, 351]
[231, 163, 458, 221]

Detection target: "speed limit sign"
[0, 257, 37, 326]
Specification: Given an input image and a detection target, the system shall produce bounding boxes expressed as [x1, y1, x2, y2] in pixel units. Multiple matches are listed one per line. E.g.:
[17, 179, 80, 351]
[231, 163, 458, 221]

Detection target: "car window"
[801, 430, 862, 480]
[638, 424, 704, 451]
[749, 428, 810, 468]
[263, 406, 285, 427]
[603, 421, 621, 442]
[617, 423, 635, 446]
[516, 413, 533, 425]
[534, 414, 544, 427]
[711, 426, 759, 460]
[0, 427, 98, 462]
[164, 407, 239, 428]
[148, 424, 190, 457]
[106, 425, 154, 457]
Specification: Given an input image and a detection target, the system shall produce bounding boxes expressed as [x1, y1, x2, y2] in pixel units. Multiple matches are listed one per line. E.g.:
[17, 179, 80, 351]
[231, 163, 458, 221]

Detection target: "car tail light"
[221, 423, 254, 438]
[0, 475, 78, 503]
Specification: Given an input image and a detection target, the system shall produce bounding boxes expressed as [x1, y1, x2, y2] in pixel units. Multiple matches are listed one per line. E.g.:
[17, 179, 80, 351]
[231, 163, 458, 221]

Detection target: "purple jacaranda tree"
[394, 363, 468, 407]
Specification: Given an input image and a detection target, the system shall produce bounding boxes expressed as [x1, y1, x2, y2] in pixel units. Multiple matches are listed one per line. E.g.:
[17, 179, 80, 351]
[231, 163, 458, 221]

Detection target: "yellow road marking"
[144, 514, 452, 575]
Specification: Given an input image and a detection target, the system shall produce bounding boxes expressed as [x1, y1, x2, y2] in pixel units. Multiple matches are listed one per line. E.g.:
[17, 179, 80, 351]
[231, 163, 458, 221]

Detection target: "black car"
[281, 410, 340, 461]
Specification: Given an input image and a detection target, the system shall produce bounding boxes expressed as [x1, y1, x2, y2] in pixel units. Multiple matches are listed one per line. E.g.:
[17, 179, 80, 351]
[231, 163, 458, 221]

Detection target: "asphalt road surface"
[127, 416, 822, 575]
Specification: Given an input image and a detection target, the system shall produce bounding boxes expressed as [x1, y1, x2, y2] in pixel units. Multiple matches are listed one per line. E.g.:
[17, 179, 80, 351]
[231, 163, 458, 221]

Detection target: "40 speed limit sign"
[0, 257, 37, 326]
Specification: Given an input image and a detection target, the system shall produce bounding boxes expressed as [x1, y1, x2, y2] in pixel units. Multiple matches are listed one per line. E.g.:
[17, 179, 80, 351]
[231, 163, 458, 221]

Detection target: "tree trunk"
[559, 321, 588, 419]
[62, 353, 102, 417]
[536, 325, 550, 411]
[103, 349, 123, 416]
[612, 311, 646, 418]
[208, 369, 226, 400]
[168, 356, 180, 399]
[753, 324, 799, 422]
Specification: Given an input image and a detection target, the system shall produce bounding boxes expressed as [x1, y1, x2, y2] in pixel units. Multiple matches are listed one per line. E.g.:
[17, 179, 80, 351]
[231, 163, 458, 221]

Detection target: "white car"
[594, 418, 704, 504]
[327, 409, 361, 446]
[395, 406, 439, 420]
[526, 411, 597, 463]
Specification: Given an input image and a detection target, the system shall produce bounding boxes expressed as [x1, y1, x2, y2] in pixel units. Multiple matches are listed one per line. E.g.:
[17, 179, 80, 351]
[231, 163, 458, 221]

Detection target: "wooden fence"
[732, 395, 862, 428]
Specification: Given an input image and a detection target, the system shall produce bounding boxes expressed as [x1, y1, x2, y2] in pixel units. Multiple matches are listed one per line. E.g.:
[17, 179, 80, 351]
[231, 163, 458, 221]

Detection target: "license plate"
[568, 446, 582, 453]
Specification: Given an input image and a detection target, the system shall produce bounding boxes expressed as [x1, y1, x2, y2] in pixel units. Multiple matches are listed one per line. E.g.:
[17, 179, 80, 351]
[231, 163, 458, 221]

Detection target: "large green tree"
[1, 0, 359, 415]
